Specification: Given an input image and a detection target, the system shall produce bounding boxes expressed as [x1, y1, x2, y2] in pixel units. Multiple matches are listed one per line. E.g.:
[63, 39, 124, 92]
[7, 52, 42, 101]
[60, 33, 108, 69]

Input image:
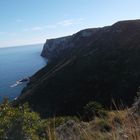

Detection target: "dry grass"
[46, 109, 140, 140]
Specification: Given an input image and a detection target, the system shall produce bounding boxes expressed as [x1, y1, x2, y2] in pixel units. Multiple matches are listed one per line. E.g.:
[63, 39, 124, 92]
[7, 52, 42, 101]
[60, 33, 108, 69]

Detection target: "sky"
[0, 0, 140, 48]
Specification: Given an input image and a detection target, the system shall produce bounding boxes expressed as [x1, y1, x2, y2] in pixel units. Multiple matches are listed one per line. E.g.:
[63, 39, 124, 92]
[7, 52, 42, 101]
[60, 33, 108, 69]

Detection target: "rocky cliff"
[16, 19, 140, 117]
[41, 28, 100, 61]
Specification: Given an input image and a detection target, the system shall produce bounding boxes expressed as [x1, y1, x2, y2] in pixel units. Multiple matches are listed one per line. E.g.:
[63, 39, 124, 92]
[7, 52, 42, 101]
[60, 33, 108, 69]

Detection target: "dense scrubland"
[0, 94, 140, 140]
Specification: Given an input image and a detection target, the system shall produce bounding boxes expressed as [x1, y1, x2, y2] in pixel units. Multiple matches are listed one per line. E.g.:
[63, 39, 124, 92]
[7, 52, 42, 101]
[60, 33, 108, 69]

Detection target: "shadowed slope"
[16, 20, 140, 117]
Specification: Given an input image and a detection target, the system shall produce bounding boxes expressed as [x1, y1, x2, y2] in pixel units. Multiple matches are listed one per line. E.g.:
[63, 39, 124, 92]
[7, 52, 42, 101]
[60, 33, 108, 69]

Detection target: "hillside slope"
[16, 20, 140, 117]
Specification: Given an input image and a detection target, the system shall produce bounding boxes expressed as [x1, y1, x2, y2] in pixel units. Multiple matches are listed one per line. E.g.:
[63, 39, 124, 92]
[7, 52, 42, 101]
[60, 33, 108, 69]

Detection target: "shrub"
[0, 99, 48, 140]
[82, 101, 107, 121]
[96, 119, 112, 132]
[98, 110, 108, 118]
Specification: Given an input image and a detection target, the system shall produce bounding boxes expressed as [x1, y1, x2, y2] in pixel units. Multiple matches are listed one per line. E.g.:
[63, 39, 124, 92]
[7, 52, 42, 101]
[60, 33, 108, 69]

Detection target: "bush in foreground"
[0, 99, 48, 140]
[82, 101, 108, 121]
[0, 99, 139, 140]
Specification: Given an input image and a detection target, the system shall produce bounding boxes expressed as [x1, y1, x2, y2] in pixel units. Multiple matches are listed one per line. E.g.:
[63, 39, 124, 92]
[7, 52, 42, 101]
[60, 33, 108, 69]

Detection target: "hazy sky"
[0, 0, 140, 47]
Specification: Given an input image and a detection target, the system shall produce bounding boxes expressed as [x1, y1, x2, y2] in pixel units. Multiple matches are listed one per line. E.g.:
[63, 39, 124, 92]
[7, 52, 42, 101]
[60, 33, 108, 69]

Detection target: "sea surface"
[0, 44, 47, 101]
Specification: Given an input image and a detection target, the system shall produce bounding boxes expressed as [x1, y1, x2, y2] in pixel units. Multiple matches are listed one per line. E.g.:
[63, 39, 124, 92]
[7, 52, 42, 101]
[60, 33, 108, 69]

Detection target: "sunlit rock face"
[41, 36, 72, 60]
[41, 28, 100, 61]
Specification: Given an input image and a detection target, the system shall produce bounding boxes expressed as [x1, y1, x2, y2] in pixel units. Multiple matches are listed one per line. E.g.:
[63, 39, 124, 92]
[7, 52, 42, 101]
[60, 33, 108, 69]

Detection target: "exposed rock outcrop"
[41, 28, 100, 62]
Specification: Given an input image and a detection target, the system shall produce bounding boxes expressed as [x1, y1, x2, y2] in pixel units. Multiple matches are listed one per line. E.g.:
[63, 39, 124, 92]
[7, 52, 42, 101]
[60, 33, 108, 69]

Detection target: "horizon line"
[0, 42, 44, 49]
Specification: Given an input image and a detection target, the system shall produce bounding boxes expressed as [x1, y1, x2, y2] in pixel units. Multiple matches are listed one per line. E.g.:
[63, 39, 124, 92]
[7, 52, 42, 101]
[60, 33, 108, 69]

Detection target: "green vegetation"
[96, 119, 112, 132]
[0, 99, 48, 140]
[0, 99, 79, 140]
[0, 97, 140, 140]
[82, 101, 108, 121]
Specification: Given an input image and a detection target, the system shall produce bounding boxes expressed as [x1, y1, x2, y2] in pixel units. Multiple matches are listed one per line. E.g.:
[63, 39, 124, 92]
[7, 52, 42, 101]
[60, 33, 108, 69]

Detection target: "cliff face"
[16, 19, 140, 117]
[41, 28, 100, 61]
[41, 36, 72, 60]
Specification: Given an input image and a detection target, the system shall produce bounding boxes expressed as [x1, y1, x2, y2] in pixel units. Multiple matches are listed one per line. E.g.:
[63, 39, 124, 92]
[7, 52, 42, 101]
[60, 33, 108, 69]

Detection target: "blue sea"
[0, 44, 47, 101]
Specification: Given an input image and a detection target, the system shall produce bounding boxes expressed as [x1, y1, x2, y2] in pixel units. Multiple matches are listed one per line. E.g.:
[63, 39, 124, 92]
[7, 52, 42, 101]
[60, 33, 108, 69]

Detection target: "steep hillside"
[16, 20, 140, 117]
